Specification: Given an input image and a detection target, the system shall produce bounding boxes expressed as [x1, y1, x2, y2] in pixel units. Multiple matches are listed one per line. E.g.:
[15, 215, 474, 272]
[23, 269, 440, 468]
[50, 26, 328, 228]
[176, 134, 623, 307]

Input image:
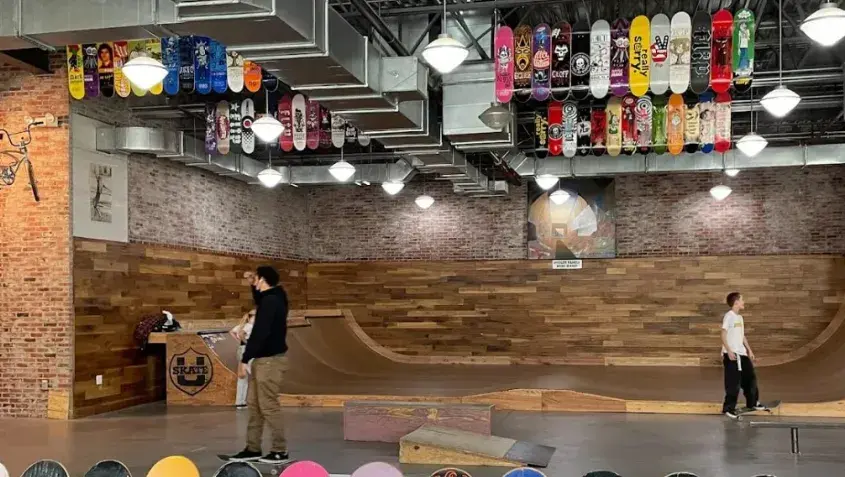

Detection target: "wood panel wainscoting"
[73, 238, 306, 418]
[306, 256, 845, 366]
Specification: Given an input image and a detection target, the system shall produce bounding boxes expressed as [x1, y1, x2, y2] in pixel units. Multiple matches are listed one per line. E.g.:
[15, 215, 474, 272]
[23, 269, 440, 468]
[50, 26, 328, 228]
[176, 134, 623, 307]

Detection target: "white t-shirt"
[721, 310, 747, 356]
[232, 321, 254, 344]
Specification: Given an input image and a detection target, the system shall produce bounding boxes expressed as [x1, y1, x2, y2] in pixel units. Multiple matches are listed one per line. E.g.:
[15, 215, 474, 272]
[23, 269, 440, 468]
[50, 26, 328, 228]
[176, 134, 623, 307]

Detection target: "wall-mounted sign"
[552, 259, 583, 270]
[169, 347, 213, 396]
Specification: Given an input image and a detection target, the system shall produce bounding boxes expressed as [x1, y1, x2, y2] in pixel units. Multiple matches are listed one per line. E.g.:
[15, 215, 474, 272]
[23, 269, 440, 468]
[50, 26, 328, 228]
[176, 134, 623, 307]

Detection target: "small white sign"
[552, 260, 583, 270]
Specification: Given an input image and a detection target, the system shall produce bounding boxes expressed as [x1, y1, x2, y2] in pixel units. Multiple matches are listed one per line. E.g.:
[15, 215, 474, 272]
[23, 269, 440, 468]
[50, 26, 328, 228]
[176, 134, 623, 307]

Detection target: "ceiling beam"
[0, 48, 51, 74]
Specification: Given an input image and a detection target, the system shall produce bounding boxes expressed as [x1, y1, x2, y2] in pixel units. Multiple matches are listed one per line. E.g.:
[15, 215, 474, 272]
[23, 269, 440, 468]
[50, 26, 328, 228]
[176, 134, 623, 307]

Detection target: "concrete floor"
[1, 404, 844, 477]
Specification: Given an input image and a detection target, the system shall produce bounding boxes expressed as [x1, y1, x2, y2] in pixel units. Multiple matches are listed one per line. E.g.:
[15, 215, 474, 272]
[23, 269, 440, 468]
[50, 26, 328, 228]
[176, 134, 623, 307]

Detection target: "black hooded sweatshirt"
[241, 286, 289, 363]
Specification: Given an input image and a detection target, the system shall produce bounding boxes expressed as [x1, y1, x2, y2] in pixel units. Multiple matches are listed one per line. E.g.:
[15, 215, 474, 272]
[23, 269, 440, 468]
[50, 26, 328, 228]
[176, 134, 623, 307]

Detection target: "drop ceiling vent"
[95, 127, 183, 156]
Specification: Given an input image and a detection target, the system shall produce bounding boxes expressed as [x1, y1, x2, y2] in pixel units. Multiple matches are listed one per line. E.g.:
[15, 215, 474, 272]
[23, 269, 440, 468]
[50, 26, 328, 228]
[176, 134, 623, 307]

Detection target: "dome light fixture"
[329, 160, 356, 182]
[478, 102, 512, 130]
[251, 115, 285, 143]
[122, 56, 168, 91]
[724, 168, 740, 177]
[381, 181, 405, 195]
[735, 132, 768, 157]
[549, 189, 570, 204]
[535, 174, 559, 190]
[421, 1, 468, 74]
[762, 0, 801, 117]
[800, 2, 845, 46]
[710, 185, 732, 201]
[415, 194, 434, 209]
[257, 167, 283, 188]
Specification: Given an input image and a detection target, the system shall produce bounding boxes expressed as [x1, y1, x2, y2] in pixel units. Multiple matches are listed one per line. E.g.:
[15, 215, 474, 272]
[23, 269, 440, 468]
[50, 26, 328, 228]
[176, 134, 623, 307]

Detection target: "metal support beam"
[348, 0, 412, 56]
[410, 14, 442, 54]
[0, 48, 51, 74]
[451, 11, 490, 60]
[339, 0, 576, 17]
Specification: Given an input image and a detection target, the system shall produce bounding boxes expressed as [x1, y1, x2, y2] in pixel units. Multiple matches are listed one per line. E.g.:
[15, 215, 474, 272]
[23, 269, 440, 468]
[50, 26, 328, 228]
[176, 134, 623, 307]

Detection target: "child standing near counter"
[230, 309, 256, 408]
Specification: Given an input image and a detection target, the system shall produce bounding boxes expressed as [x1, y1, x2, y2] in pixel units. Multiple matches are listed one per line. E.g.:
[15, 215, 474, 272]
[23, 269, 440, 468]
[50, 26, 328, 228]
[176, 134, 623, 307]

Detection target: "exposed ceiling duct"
[405, 144, 508, 197]
[442, 62, 516, 150]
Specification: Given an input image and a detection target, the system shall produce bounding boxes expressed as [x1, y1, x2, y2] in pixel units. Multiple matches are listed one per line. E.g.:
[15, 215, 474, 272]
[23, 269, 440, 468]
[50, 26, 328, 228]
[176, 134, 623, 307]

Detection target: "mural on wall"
[89, 163, 113, 223]
[527, 178, 616, 259]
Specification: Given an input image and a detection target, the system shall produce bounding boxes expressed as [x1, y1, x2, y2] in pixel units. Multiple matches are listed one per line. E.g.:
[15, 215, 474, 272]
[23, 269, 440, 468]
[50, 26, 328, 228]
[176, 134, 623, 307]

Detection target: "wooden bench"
[343, 401, 493, 443]
[750, 420, 845, 454]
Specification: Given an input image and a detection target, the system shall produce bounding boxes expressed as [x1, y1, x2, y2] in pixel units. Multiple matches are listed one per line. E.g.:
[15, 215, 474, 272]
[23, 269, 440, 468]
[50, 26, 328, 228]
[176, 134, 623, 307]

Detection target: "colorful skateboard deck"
[85, 460, 131, 477]
[210, 39, 228, 94]
[534, 110, 549, 159]
[714, 91, 732, 153]
[178, 36, 195, 93]
[711, 9, 733, 94]
[113, 41, 131, 98]
[306, 99, 320, 150]
[494, 25, 514, 103]
[193, 36, 212, 94]
[684, 100, 701, 153]
[345, 123, 358, 144]
[227, 50, 245, 93]
[22, 460, 69, 477]
[430, 468, 472, 477]
[532, 24, 552, 101]
[606, 96, 622, 156]
[292, 94, 307, 151]
[279, 461, 328, 477]
[590, 20, 611, 99]
[127, 40, 147, 96]
[213, 462, 260, 477]
[350, 462, 402, 477]
[621, 95, 637, 155]
[591, 101, 607, 156]
[82, 43, 99, 98]
[669, 12, 692, 94]
[97, 42, 115, 98]
[331, 114, 345, 148]
[145, 39, 163, 95]
[577, 104, 592, 155]
[161, 37, 180, 95]
[319, 106, 332, 149]
[652, 95, 668, 154]
[241, 99, 255, 154]
[699, 92, 716, 153]
[229, 100, 242, 154]
[610, 19, 630, 97]
[635, 96, 653, 154]
[571, 20, 591, 100]
[550, 22, 571, 101]
[547, 101, 563, 156]
[216, 101, 230, 155]
[629, 15, 651, 97]
[563, 101, 578, 158]
[147, 456, 199, 477]
[205, 103, 217, 154]
[279, 94, 294, 152]
[262, 69, 279, 93]
[66, 45, 84, 100]
[244, 60, 262, 93]
[513, 24, 533, 91]
[733, 8, 755, 93]
[503, 468, 547, 477]
[650, 14, 671, 95]
[667, 93, 685, 155]
[690, 11, 712, 94]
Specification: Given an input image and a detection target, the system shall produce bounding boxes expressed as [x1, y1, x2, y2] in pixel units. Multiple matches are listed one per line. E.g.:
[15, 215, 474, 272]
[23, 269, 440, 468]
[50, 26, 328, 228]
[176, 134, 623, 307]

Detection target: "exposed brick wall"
[0, 56, 73, 418]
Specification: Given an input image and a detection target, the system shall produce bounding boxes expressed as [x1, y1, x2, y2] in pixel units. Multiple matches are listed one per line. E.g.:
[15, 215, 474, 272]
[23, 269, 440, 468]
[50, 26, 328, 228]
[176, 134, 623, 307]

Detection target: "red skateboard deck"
[714, 92, 732, 153]
[279, 94, 294, 152]
[591, 101, 607, 156]
[621, 94, 637, 155]
[710, 9, 733, 94]
[494, 26, 514, 103]
[306, 98, 320, 150]
[547, 102, 563, 156]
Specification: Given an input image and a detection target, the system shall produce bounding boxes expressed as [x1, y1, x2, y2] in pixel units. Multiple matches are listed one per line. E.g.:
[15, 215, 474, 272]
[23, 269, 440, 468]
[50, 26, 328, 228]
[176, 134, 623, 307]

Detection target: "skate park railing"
[750, 420, 845, 454]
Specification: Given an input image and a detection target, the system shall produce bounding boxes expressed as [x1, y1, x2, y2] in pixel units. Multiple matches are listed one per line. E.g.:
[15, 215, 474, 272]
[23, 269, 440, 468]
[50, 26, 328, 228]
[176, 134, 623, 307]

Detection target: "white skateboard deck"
[669, 12, 692, 95]
[331, 114, 345, 148]
[292, 94, 307, 151]
[227, 50, 244, 93]
[589, 20, 611, 99]
[241, 98, 255, 154]
[563, 101, 578, 158]
[650, 14, 671, 95]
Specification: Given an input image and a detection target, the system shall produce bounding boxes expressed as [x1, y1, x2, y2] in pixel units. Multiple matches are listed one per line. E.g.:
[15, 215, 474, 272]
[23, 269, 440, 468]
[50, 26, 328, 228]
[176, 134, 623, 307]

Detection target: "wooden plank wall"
[73, 238, 306, 418]
[307, 256, 845, 366]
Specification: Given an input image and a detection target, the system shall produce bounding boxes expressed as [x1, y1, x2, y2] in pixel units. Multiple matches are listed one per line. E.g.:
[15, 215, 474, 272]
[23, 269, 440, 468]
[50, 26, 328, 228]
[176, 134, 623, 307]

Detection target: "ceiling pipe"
[347, 0, 412, 56]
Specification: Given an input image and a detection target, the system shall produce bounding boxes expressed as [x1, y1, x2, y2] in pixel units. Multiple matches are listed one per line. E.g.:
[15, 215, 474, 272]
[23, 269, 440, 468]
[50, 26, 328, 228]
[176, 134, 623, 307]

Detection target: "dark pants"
[722, 353, 760, 412]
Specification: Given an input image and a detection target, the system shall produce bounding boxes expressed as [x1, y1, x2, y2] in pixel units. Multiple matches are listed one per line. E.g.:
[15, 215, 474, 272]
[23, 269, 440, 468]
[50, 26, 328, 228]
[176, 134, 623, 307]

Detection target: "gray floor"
[1, 404, 844, 477]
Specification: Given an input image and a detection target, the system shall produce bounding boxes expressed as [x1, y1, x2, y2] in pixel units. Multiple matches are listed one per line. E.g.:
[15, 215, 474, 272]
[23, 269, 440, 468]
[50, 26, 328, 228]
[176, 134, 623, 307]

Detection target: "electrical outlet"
[96, 375, 103, 386]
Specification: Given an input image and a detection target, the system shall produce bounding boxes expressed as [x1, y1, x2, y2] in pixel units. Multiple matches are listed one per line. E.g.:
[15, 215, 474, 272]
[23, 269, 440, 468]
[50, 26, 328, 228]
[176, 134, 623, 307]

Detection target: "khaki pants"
[246, 355, 288, 452]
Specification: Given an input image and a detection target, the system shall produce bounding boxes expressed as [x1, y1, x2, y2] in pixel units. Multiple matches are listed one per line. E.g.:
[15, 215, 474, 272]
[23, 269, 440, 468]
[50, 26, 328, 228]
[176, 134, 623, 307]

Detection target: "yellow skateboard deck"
[127, 40, 147, 97]
[146, 38, 163, 95]
[606, 96, 623, 157]
[66, 45, 85, 100]
[629, 15, 651, 97]
[667, 93, 685, 155]
[147, 456, 199, 477]
[113, 41, 131, 98]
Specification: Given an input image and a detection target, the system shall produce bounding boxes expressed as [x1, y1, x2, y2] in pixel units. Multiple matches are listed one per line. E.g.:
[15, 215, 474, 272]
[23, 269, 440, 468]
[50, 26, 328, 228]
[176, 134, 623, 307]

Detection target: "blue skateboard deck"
[210, 39, 228, 94]
[161, 37, 180, 95]
[178, 36, 195, 93]
[193, 36, 212, 94]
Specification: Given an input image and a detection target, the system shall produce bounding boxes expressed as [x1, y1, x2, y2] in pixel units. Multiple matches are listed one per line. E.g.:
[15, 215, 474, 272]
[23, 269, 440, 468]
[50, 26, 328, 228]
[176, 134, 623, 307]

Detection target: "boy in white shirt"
[721, 292, 765, 418]
[230, 309, 256, 409]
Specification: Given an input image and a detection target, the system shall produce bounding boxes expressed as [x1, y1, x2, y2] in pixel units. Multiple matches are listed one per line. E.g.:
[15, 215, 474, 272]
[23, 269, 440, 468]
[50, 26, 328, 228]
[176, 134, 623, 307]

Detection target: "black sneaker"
[724, 410, 738, 419]
[226, 449, 262, 461]
[259, 451, 291, 464]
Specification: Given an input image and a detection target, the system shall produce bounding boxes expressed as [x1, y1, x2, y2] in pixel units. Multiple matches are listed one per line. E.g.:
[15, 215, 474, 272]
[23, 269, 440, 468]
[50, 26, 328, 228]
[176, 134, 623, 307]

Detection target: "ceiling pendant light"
[762, 0, 800, 117]
[122, 55, 168, 91]
[421, 1, 468, 74]
[549, 189, 570, 204]
[800, 2, 845, 46]
[382, 181, 405, 195]
[736, 89, 768, 157]
[724, 168, 740, 177]
[710, 185, 732, 201]
[535, 174, 559, 190]
[251, 115, 284, 143]
[329, 148, 356, 182]
[257, 167, 283, 188]
[415, 194, 434, 209]
[478, 102, 513, 130]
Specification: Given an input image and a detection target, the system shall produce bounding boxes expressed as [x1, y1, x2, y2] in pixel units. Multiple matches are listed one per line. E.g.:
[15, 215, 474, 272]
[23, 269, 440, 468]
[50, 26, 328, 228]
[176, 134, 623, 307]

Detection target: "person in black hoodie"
[225, 266, 290, 464]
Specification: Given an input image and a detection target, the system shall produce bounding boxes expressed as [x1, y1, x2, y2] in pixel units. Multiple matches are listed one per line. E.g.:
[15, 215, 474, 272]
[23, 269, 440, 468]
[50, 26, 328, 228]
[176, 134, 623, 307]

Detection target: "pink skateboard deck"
[306, 98, 320, 150]
[279, 94, 294, 152]
[494, 25, 514, 103]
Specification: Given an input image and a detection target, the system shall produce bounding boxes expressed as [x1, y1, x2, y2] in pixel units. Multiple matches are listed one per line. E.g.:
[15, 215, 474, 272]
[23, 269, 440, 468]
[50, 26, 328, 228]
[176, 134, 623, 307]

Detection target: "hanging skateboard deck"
[532, 24, 552, 101]
[669, 12, 692, 94]
[319, 106, 332, 149]
[547, 101, 563, 156]
[213, 462, 261, 477]
[690, 11, 712, 94]
[241, 99, 255, 154]
[711, 9, 733, 94]
[331, 114, 345, 148]
[279, 94, 294, 152]
[127, 40, 147, 96]
[227, 50, 245, 93]
[571, 20, 591, 100]
[629, 15, 651, 97]
[84, 460, 131, 477]
[358, 131, 371, 146]
[590, 20, 611, 99]
[494, 25, 515, 103]
[178, 36, 195, 93]
[577, 104, 592, 155]
[606, 97, 622, 157]
[650, 14, 671, 95]
[534, 109, 549, 159]
[145, 39, 163, 95]
[193, 36, 212, 94]
[699, 92, 716, 153]
[635, 96, 653, 154]
[513, 24, 533, 93]
[216, 101, 230, 155]
[244, 60, 262, 93]
[210, 39, 228, 94]
[621, 95, 637, 155]
[651, 95, 668, 154]
[82, 43, 99, 98]
[714, 91, 732, 153]
[684, 100, 701, 153]
[306, 99, 320, 150]
[563, 101, 578, 158]
[229, 100, 242, 154]
[345, 123, 359, 144]
[96, 42, 114, 98]
[262, 69, 279, 93]
[113, 41, 131, 98]
[22, 460, 69, 477]
[161, 37, 180, 95]
[66, 45, 85, 100]
[205, 103, 217, 154]
[550, 22, 571, 101]
[733, 8, 756, 93]
[733, 400, 782, 420]
[610, 19, 630, 97]
[591, 101, 607, 156]
[292, 94, 307, 151]
[667, 93, 685, 155]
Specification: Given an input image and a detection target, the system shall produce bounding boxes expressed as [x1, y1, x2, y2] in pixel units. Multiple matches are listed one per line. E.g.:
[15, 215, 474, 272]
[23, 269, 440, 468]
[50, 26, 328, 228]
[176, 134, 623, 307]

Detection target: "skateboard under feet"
[730, 399, 781, 421]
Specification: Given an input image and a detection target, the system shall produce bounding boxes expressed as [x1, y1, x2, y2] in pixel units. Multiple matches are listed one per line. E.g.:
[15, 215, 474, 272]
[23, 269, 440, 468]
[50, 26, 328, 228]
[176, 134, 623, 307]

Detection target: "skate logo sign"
[170, 348, 213, 396]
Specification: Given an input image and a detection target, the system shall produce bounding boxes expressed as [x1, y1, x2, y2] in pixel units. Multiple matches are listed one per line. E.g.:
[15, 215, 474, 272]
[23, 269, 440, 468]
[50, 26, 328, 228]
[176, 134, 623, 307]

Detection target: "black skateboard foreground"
[729, 400, 781, 421]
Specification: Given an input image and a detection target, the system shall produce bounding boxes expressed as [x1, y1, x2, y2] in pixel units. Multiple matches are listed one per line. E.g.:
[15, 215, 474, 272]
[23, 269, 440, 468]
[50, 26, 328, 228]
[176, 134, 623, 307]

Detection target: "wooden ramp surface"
[399, 425, 555, 467]
[343, 401, 492, 443]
